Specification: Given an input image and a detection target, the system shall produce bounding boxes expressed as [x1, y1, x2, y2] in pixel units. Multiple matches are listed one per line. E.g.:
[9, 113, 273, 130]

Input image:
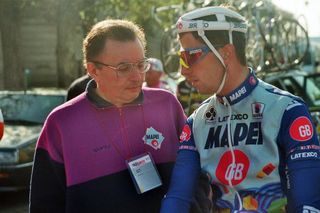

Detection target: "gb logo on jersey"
[289, 116, 313, 142]
[216, 150, 249, 186]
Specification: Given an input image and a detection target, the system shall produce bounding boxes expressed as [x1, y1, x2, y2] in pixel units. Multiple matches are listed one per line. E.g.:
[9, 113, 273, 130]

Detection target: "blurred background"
[0, 0, 318, 90]
[0, 0, 319, 212]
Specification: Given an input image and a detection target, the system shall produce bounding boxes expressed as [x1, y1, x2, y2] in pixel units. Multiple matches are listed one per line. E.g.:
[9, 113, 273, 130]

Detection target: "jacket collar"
[86, 79, 144, 108]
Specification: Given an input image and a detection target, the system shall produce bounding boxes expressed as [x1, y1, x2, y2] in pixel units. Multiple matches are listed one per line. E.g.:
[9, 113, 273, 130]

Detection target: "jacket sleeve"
[277, 102, 320, 212]
[29, 115, 66, 213]
[161, 117, 201, 213]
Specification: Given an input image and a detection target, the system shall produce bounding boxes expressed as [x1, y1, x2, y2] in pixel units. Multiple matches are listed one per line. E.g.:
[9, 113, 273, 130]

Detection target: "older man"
[30, 19, 186, 213]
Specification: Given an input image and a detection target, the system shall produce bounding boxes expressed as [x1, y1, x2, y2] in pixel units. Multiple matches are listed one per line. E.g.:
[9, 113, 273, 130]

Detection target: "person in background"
[143, 57, 175, 93]
[161, 6, 320, 213]
[144, 58, 164, 88]
[66, 74, 91, 101]
[29, 19, 186, 213]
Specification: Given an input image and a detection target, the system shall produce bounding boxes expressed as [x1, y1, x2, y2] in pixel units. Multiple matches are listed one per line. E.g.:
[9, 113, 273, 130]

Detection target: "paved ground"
[0, 190, 28, 213]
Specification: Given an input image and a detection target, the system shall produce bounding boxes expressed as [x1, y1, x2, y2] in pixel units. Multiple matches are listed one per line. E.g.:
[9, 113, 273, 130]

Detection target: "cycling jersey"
[161, 70, 320, 213]
[30, 81, 186, 213]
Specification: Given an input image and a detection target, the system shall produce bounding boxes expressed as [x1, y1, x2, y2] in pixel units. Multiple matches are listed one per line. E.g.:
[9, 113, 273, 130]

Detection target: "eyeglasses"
[179, 46, 210, 69]
[90, 58, 151, 77]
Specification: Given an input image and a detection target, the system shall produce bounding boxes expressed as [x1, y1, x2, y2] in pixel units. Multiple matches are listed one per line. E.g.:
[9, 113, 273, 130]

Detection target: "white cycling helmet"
[176, 6, 248, 95]
[176, 6, 247, 68]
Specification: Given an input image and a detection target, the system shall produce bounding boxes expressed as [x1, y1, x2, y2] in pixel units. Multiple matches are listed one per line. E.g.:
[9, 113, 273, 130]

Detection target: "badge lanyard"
[93, 105, 147, 160]
[93, 104, 162, 193]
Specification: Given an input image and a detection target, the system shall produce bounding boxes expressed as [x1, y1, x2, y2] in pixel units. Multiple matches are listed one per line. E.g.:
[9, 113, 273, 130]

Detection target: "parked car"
[261, 69, 320, 138]
[0, 89, 66, 191]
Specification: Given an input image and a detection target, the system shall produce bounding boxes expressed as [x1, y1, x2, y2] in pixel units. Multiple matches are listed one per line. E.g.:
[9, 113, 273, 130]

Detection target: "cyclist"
[161, 6, 320, 213]
[30, 19, 186, 213]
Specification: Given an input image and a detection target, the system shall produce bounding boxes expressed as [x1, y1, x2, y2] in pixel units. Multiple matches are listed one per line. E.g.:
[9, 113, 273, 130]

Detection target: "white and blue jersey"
[161, 70, 320, 213]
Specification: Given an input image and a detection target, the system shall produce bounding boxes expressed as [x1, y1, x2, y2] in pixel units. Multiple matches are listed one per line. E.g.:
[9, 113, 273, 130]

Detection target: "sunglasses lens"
[179, 52, 189, 68]
[179, 49, 204, 69]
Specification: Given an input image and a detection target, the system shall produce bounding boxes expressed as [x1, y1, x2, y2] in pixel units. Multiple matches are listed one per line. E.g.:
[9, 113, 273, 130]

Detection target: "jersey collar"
[217, 68, 258, 105]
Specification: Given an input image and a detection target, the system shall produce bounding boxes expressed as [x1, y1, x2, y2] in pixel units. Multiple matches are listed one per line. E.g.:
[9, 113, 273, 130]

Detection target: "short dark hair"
[182, 7, 247, 66]
[83, 19, 146, 66]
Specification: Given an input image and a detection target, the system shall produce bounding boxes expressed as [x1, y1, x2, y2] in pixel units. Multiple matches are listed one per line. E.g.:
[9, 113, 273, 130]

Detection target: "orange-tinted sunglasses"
[179, 46, 210, 69]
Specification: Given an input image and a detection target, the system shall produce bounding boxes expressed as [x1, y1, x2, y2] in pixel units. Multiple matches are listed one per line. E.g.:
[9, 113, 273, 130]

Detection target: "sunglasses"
[179, 46, 210, 69]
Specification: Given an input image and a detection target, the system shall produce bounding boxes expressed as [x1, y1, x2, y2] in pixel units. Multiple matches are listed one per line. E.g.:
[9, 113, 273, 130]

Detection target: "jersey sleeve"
[277, 101, 320, 212]
[160, 116, 201, 213]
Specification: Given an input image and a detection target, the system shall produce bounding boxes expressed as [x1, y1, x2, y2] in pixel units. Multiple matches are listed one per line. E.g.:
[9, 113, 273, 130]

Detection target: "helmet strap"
[228, 30, 233, 44]
[197, 25, 227, 95]
[197, 27, 225, 68]
[216, 67, 227, 95]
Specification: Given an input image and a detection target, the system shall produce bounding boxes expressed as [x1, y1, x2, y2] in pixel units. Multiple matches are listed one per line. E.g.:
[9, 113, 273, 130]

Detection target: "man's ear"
[219, 44, 235, 63]
[86, 62, 98, 79]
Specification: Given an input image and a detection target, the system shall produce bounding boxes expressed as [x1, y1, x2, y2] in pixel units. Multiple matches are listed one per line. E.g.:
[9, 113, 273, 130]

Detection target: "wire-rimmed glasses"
[90, 58, 151, 77]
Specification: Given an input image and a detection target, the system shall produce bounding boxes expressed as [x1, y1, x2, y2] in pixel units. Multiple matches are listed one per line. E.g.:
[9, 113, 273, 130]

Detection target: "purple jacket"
[30, 81, 186, 213]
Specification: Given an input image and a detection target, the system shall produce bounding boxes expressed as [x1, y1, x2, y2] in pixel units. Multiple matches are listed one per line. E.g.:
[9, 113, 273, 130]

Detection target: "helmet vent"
[225, 16, 243, 23]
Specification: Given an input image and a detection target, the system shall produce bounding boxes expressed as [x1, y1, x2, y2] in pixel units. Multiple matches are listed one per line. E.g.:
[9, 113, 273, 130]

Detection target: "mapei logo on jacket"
[289, 116, 313, 142]
[142, 127, 164, 150]
[251, 102, 264, 119]
[180, 124, 191, 142]
[204, 106, 216, 123]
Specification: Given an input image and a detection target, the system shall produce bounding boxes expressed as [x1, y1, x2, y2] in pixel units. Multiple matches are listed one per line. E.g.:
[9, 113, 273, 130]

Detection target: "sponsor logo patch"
[251, 102, 264, 119]
[176, 22, 183, 30]
[204, 106, 216, 123]
[249, 76, 256, 85]
[229, 86, 247, 102]
[142, 127, 164, 150]
[289, 116, 313, 141]
[180, 124, 191, 142]
[216, 150, 250, 185]
[289, 150, 320, 161]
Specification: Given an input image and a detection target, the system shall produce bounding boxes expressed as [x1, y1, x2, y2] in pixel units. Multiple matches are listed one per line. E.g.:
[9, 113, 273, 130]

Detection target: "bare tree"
[56, 0, 84, 88]
[0, 0, 24, 90]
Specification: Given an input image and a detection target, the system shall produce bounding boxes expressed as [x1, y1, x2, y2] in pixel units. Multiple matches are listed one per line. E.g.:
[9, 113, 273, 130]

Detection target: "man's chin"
[126, 86, 142, 93]
[125, 88, 141, 100]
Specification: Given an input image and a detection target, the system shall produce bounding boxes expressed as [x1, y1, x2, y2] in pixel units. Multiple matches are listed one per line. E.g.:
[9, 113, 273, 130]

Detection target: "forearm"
[286, 161, 320, 212]
[161, 150, 201, 213]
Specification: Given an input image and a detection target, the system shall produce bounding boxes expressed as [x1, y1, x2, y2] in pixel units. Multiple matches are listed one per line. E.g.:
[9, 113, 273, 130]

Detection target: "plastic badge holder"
[126, 152, 162, 194]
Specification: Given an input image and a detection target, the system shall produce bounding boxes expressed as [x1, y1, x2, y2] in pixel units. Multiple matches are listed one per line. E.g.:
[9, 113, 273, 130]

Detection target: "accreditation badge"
[126, 152, 162, 194]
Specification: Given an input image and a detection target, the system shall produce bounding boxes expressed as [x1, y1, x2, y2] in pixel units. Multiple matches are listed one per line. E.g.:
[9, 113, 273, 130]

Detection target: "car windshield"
[294, 74, 320, 107]
[0, 92, 65, 124]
